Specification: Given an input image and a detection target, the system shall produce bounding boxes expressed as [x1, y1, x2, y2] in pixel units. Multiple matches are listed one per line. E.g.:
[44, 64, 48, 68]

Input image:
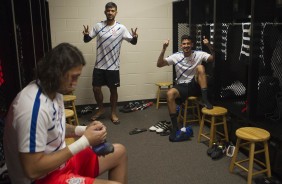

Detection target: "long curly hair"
[36, 43, 86, 94]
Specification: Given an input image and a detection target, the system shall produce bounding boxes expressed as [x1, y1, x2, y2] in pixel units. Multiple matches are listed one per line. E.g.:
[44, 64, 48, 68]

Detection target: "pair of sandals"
[91, 114, 120, 125]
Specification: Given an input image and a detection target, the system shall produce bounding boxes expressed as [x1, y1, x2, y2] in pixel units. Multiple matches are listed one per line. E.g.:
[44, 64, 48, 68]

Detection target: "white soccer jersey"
[4, 80, 66, 184]
[165, 50, 210, 84]
[89, 20, 133, 70]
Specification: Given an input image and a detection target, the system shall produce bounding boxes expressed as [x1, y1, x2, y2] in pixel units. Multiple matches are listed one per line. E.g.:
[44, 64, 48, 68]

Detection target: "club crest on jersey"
[66, 177, 85, 184]
[111, 29, 117, 36]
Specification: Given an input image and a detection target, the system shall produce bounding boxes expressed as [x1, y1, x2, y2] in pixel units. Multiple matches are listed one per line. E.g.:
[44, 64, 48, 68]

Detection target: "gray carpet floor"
[78, 104, 264, 184]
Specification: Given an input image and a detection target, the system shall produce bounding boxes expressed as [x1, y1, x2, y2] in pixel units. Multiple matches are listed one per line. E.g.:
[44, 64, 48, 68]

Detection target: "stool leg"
[198, 114, 205, 143]
[196, 102, 201, 125]
[183, 99, 188, 127]
[264, 140, 272, 177]
[223, 115, 229, 142]
[177, 104, 183, 124]
[209, 116, 215, 147]
[156, 86, 161, 109]
[247, 142, 255, 184]
[66, 117, 72, 125]
[229, 138, 241, 172]
[72, 101, 79, 125]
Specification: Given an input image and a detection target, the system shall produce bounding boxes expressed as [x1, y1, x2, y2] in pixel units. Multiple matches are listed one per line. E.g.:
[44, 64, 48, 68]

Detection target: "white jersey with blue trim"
[3, 80, 66, 184]
[89, 20, 133, 70]
[165, 50, 210, 84]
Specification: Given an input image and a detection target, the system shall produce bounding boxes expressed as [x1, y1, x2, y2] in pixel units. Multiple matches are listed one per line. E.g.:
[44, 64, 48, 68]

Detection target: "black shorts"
[92, 68, 120, 88]
[174, 77, 201, 104]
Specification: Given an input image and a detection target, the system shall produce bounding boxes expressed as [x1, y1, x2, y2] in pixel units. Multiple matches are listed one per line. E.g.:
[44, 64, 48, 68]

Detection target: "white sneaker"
[156, 121, 171, 133]
[149, 121, 166, 131]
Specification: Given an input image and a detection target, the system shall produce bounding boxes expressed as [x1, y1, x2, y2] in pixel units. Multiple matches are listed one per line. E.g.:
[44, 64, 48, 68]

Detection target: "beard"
[107, 17, 114, 21]
[106, 14, 115, 21]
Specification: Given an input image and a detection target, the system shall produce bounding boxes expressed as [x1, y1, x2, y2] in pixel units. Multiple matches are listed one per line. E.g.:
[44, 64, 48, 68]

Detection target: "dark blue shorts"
[174, 77, 201, 104]
[92, 68, 120, 88]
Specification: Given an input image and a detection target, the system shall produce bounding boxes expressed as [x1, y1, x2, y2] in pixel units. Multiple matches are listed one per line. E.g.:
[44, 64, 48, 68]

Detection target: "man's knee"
[113, 143, 127, 159]
[196, 65, 206, 75]
[166, 89, 173, 98]
[93, 86, 102, 93]
[167, 88, 178, 100]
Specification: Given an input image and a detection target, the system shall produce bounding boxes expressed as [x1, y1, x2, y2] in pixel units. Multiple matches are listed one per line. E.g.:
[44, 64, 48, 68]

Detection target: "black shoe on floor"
[207, 142, 218, 156]
[211, 141, 227, 160]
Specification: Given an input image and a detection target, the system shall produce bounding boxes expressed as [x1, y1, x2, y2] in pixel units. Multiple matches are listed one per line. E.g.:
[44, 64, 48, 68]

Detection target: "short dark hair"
[181, 35, 194, 43]
[105, 2, 117, 9]
[36, 43, 86, 94]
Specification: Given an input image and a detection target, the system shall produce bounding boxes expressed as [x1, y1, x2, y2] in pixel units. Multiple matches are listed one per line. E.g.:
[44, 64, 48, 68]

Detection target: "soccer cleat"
[204, 102, 213, 109]
[156, 121, 172, 133]
[149, 120, 167, 131]
[92, 142, 114, 156]
[211, 141, 227, 160]
[198, 100, 213, 109]
[207, 142, 219, 156]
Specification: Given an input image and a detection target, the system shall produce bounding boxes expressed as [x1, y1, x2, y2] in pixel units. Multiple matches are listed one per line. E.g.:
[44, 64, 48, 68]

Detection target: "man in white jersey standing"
[4, 43, 128, 184]
[157, 35, 214, 142]
[83, 2, 138, 125]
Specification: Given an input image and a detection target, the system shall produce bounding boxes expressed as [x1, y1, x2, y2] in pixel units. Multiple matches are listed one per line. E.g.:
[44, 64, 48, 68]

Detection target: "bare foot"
[91, 109, 105, 121]
[110, 114, 120, 125]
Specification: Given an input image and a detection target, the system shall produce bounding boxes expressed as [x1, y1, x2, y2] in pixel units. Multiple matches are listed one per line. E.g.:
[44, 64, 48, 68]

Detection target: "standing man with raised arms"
[83, 2, 138, 125]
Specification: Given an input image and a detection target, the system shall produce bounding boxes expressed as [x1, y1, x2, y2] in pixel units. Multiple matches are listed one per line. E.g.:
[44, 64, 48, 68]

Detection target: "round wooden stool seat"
[188, 96, 197, 100]
[236, 127, 270, 142]
[202, 106, 227, 116]
[65, 109, 74, 119]
[230, 127, 271, 184]
[63, 95, 77, 101]
[198, 106, 229, 147]
[155, 81, 173, 87]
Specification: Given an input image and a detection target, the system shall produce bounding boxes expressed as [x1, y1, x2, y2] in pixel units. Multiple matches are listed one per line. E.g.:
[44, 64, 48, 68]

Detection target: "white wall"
[48, 0, 174, 105]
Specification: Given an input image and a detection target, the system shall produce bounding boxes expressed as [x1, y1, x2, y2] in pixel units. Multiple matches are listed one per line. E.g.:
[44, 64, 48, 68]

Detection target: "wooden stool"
[229, 127, 271, 184]
[155, 81, 173, 109]
[198, 106, 229, 147]
[65, 109, 75, 125]
[63, 95, 79, 125]
[177, 96, 201, 127]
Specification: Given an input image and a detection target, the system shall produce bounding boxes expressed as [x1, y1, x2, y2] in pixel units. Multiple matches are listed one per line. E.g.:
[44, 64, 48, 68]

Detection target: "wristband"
[75, 126, 86, 136]
[68, 135, 90, 155]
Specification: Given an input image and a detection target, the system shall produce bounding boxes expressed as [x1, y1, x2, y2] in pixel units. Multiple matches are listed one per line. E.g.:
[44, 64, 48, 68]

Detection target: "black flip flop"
[129, 128, 147, 135]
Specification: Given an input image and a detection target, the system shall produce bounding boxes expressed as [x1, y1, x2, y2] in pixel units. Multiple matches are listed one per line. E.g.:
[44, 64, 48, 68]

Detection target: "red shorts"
[35, 147, 99, 184]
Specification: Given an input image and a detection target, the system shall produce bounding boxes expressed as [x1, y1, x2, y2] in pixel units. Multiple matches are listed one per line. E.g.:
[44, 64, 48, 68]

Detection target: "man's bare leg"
[166, 88, 181, 140]
[92, 86, 105, 120]
[97, 144, 128, 184]
[109, 87, 119, 124]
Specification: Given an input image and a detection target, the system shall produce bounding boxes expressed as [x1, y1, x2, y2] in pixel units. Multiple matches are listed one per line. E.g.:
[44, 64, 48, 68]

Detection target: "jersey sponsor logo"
[66, 177, 85, 184]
